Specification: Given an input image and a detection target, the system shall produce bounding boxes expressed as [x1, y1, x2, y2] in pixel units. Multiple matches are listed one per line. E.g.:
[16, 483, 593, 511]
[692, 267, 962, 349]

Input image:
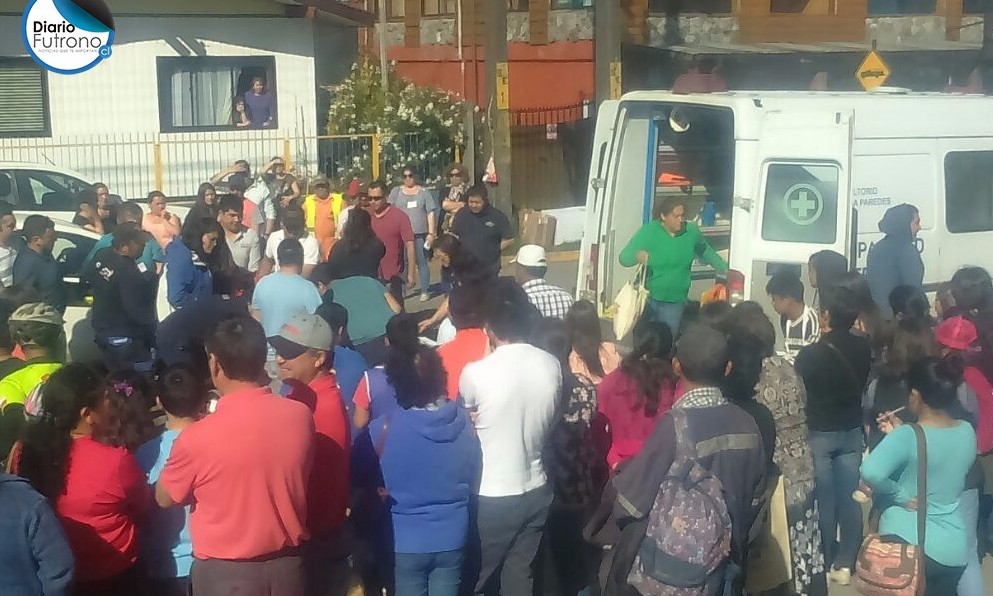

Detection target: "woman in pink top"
[595, 321, 677, 469]
[566, 300, 621, 384]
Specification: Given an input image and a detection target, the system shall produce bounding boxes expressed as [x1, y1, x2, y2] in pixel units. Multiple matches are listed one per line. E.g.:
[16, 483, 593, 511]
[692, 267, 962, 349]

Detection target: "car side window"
[21, 170, 87, 210]
[0, 171, 17, 207]
[54, 232, 96, 279]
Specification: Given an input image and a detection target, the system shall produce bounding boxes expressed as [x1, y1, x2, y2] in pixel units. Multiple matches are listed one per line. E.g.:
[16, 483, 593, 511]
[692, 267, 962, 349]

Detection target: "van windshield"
[650, 104, 734, 262]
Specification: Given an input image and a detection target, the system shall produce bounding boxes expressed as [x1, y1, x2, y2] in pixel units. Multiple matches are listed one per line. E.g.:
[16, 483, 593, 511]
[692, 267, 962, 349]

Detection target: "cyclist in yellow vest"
[0, 303, 64, 460]
[304, 177, 345, 261]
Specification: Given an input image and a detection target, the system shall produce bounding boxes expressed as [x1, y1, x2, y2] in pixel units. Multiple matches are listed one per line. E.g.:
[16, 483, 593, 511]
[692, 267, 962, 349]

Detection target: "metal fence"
[0, 131, 457, 200]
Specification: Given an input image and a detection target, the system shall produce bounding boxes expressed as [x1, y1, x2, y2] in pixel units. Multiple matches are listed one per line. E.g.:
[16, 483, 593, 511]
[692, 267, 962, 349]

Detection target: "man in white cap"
[269, 312, 352, 596]
[513, 244, 574, 319]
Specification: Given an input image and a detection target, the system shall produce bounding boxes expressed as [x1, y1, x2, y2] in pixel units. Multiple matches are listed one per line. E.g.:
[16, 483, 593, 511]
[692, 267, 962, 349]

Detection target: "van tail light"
[587, 243, 599, 293]
[727, 269, 745, 304]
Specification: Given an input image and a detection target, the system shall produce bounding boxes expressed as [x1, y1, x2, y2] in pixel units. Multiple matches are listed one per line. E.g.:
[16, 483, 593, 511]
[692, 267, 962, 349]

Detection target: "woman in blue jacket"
[369, 337, 480, 596]
[164, 217, 218, 310]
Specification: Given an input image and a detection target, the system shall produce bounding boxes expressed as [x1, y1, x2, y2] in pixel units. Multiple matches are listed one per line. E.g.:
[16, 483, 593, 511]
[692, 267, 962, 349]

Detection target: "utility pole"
[595, 0, 623, 105]
[983, 0, 993, 94]
[377, 0, 389, 93]
[485, 0, 512, 217]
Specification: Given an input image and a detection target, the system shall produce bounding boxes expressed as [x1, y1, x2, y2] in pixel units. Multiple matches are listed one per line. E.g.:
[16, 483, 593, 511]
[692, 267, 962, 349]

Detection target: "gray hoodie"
[866, 203, 924, 318]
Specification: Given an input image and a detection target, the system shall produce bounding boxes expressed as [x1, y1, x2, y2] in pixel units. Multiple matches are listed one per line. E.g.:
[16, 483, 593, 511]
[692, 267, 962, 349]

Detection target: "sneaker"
[828, 567, 851, 586]
[420, 292, 430, 302]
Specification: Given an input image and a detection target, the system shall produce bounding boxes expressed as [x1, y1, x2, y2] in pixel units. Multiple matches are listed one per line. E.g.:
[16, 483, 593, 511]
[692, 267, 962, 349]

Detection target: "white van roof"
[618, 90, 993, 140]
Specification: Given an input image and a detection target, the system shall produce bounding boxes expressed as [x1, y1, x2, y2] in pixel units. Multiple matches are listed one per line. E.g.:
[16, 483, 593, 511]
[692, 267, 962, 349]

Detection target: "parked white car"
[1, 161, 191, 222]
[12, 214, 103, 364]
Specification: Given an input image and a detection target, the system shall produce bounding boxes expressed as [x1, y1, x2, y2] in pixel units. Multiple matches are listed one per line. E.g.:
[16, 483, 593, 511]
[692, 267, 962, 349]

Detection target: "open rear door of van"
[577, 100, 620, 308]
[734, 108, 854, 302]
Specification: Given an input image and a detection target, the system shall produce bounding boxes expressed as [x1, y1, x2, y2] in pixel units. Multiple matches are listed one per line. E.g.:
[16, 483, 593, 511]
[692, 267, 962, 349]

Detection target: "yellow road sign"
[496, 62, 510, 110]
[857, 50, 890, 91]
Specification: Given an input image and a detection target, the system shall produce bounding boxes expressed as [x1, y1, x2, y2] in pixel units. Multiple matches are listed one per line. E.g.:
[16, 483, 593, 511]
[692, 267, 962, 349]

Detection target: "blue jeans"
[809, 428, 864, 570]
[414, 233, 431, 294]
[394, 550, 463, 596]
[958, 488, 985, 596]
[645, 299, 686, 334]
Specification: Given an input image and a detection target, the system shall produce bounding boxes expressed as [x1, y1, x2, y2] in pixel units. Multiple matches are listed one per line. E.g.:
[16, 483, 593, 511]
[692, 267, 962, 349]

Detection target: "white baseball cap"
[512, 244, 547, 267]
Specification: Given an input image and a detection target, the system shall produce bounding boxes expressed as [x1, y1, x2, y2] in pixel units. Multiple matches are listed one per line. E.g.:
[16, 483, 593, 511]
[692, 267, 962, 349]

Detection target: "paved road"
[405, 254, 993, 593]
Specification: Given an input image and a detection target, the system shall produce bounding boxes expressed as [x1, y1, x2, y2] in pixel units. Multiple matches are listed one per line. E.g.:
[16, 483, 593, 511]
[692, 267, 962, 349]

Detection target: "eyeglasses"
[403, 173, 415, 179]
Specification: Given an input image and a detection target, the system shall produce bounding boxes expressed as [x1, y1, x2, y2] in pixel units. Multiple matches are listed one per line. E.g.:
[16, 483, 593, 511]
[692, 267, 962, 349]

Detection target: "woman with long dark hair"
[326, 206, 386, 280]
[418, 234, 494, 336]
[14, 364, 150, 596]
[102, 371, 159, 453]
[862, 318, 941, 450]
[862, 358, 977, 596]
[950, 266, 993, 381]
[566, 300, 620, 385]
[183, 183, 219, 232]
[595, 320, 676, 469]
[372, 339, 479, 596]
[531, 317, 603, 596]
[723, 303, 828, 596]
[163, 217, 218, 311]
[834, 271, 884, 350]
[808, 249, 848, 306]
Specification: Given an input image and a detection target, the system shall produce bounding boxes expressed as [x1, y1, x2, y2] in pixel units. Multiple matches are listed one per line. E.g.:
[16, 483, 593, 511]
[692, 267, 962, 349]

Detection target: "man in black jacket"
[84, 223, 158, 373]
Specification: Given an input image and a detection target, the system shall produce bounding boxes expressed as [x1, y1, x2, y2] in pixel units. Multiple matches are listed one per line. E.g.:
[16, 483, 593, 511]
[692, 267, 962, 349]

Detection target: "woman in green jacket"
[619, 196, 727, 333]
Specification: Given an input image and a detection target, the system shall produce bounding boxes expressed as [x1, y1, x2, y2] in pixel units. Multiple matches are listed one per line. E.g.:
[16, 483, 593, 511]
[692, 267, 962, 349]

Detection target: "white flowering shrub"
[326, 57, 477, 185]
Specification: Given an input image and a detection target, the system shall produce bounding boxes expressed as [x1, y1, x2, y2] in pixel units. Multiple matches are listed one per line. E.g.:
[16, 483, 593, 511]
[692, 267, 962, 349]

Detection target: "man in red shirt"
[269, 312, 352, 596]
[367, 180, 416, 305]
[156, 315, 315, 596]
[438, 282, 490, 400]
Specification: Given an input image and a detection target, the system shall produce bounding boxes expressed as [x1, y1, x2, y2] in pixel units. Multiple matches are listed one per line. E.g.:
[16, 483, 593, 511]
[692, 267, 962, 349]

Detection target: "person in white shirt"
[767, 271, 820, 362]
[0, 204, 17, 287]
[459, 279, 560, 596]
[259, 207, 320, 279]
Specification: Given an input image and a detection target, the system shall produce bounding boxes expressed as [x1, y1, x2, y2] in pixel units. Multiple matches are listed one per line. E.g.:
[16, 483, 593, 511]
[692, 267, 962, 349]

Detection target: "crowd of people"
[0, 164, 991, 596]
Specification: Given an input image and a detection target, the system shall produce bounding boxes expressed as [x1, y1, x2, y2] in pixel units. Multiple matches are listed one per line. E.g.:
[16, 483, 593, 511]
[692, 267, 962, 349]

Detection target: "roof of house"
[274, 0, 374, 27]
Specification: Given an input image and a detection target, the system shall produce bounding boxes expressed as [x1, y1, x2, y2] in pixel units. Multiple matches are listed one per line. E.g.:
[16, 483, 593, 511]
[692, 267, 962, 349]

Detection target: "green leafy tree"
[326, 56, 477, 185]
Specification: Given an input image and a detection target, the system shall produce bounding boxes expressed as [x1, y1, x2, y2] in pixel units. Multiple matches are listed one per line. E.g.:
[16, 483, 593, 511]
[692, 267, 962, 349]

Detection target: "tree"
[325, 56, 478, 185]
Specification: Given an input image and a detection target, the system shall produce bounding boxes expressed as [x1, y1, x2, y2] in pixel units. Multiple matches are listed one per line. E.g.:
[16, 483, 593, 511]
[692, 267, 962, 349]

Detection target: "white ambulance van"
[577, 90, 993, 327]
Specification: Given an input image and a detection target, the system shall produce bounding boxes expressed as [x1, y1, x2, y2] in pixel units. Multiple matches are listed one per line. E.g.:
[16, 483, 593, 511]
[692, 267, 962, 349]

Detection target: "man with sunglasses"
[269, 312, 351, 596]
[389, 166, 438, 302]
[440, 163, 468, 232]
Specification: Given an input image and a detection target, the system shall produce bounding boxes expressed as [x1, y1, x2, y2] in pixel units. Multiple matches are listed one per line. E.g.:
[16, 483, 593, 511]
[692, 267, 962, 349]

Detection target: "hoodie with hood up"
[0, 473, 74, 596]
[370, 399, 481, 554]
[866, 203, 924, 318]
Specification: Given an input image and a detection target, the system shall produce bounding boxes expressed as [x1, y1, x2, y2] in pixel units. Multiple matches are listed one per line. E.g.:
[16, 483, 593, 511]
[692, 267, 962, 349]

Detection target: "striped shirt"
[781, 305, 820, 363]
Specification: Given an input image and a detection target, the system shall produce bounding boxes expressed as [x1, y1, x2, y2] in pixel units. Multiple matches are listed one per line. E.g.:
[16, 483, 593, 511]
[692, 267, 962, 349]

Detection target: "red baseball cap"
[935, 316, 978, 352]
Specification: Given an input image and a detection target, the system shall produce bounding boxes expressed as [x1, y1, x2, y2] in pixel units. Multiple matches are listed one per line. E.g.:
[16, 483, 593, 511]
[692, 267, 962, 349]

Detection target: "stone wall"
[374, 8, 593, 46]
[960, 16, 985, 44]
[866, 16, 946, 45]
[646, 15, 738, 46]
[376, 11, 984, 49]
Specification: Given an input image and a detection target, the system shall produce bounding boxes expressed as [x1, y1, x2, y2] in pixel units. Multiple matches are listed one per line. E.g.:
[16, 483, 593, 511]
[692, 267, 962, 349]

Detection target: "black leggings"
[880, 535, 964, 596]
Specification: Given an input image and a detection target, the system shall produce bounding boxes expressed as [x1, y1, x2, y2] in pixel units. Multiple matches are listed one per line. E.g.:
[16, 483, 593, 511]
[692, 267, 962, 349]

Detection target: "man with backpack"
[586, 324, 767, 595]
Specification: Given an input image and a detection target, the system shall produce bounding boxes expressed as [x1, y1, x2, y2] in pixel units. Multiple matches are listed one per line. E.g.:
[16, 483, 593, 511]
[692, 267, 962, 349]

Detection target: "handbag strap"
[823, 339, 866, 396]
[910, 423, 928, 557]
[634, 263, 648, 288]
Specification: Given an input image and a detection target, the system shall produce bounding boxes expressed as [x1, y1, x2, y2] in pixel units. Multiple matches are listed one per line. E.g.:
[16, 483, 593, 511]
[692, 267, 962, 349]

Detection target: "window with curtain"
[156, 56, 277, 132]
[0, 59, 49, 137]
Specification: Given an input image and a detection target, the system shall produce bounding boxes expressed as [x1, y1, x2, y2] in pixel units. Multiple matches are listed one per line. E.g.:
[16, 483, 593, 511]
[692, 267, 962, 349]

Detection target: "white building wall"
[0, 16, 321, 198]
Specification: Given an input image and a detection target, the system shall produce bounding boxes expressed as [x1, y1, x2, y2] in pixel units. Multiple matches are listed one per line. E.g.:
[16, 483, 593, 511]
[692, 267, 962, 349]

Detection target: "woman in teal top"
[861, 357, 977, 595]
[619, 196, 727, 333]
